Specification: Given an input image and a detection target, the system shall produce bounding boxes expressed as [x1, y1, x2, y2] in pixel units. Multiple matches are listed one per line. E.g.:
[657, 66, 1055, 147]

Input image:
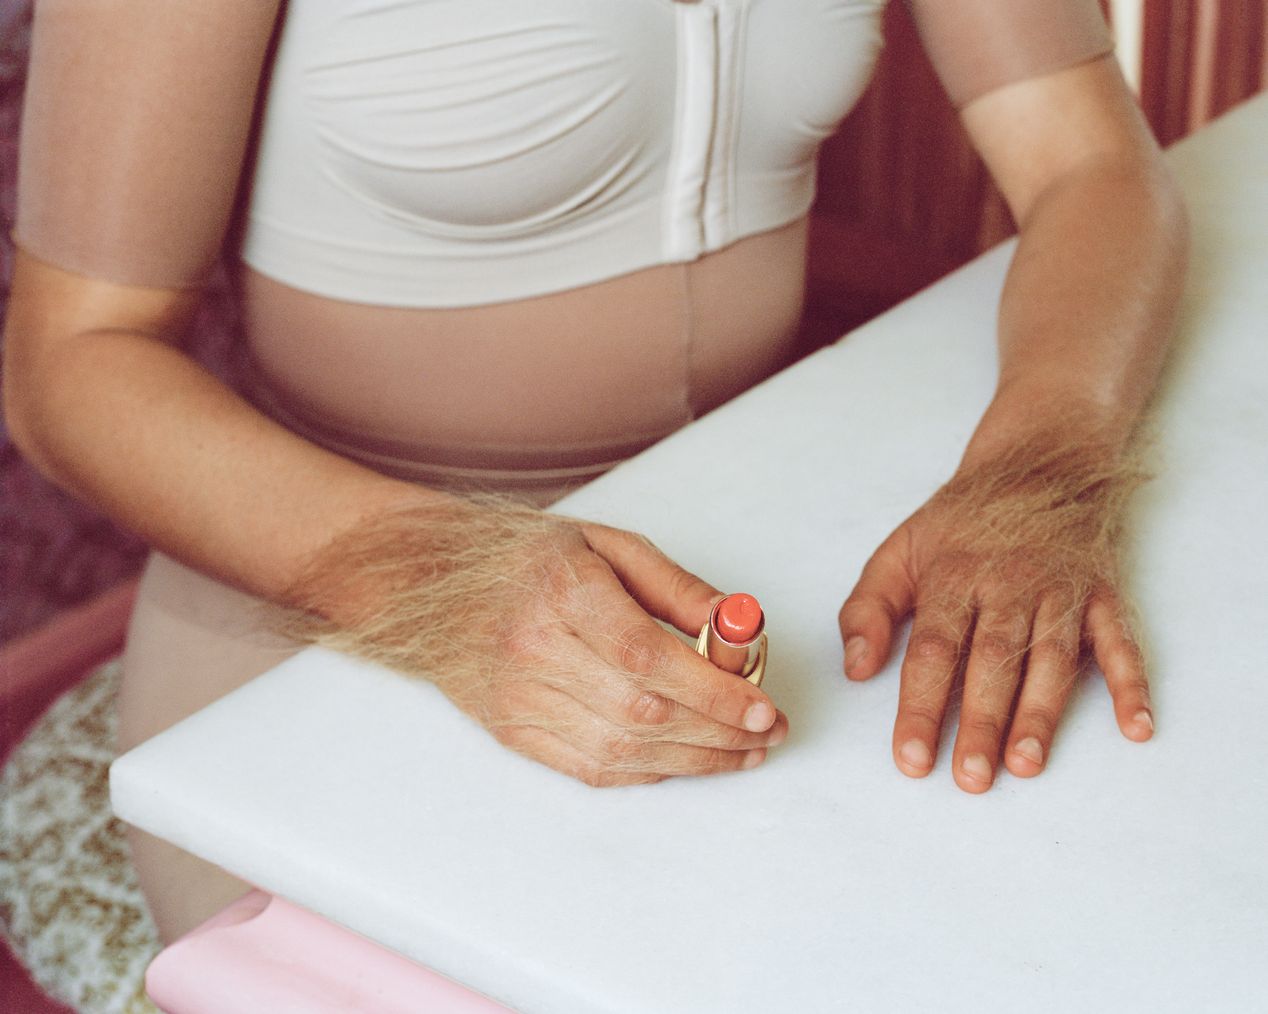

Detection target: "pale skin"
[3, 52, 1184, 792]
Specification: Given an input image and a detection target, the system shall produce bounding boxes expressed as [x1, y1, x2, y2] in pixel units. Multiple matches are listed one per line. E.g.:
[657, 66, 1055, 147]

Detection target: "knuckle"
[996, 558, 1041, 593]
[908, 629, 961, 670]
[974, 630, 1025, 670]
[632, 531, 662, 553]
[497, 618, 550, 664]
[535, 549, 573, 592]
[1029, 631, 1080, 670]
[624, 689, 673, 727]
[613, 527, 661, 557]
[490, 724, 523, 750]
[669, 562, 710, 603]
[541, 555, 605, 618]
[899, 700, 943, 730]
[667, 565, 707, 604]
[576, 764, 619, 788]
[1016, 704, 1062, 739]
[540, 559, 583, 613]
[686, 747, 736, 775]
[693, 684, 736, 724]
[600, 729, 645, 765]
[567, 574, 608, 621]
[615, 624, 669, 677]
[719, 724, 757, 750]
[960, 715, 1005, 743]
[838, 595, 872, 625]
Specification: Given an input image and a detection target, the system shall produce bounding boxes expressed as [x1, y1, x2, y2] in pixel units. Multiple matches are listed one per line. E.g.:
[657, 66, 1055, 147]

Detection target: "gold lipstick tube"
[694, 595, 768, 687]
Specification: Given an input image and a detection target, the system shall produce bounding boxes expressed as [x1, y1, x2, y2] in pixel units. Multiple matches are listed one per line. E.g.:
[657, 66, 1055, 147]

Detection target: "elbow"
[1, 314, 82, 489]
[2, 324, 38, 463]
[2, 264, 57, 475]
[3, 342, 59, 482]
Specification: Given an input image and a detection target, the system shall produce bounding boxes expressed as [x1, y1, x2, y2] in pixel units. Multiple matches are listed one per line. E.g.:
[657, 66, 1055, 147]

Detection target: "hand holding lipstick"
[282, 496, 786, 787]
[495, 526, 787, 786]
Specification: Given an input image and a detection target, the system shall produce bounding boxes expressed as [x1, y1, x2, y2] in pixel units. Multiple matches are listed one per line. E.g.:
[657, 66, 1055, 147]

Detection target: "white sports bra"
[241, 0, 887, 307]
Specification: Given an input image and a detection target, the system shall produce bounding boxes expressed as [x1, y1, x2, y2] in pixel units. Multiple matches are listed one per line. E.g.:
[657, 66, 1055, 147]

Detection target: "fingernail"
[744, 702, 775, 732]
[843, 636, 868, 676]
[1133, 709, 1154, 734]
[962, 753, 993, 784]
[1013, 737, 1044, 765]
[899, 739, 932, 771]
[743, 749, 766, 770]
[767, 722, 787, 747]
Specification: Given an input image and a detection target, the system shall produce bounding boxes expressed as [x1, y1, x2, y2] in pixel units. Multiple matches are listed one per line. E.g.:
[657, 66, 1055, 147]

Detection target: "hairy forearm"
[964, 159, 1189, 466]
[4, 269, 438, 605]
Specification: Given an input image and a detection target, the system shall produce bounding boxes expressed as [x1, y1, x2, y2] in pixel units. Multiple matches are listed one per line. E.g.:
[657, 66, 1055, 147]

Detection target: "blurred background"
[1, 0, 1266, 648]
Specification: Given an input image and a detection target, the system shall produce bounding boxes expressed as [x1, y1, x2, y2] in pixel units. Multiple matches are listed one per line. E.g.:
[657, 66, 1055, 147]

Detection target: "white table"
[111, 95, 1268, 1013]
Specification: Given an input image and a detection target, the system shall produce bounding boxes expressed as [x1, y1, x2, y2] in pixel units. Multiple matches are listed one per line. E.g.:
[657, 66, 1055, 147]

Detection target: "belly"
[238, 219, 808, 498]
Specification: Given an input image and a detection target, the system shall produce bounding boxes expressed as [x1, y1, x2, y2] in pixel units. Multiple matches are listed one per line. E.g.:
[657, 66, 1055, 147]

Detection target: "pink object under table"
[146, 890, 508, 1013]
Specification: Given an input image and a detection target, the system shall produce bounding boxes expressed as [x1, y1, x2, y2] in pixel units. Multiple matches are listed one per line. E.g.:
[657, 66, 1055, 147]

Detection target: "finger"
[497, 684, 769, 781]
[1004, 594, 1082, 778]
[544, 634, 789, 751]
[581, 525, 721, 636]
[892, 589, 971, 780]
[838, 528, 916, 681]
[1086, 591, 1153, 741]
[952, 599, 1033, 793]
[567, 570, 779, 734]
[493, 725, 662, 788]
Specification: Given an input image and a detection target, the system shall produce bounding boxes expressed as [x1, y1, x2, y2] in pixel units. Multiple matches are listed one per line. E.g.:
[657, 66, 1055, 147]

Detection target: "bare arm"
[2, 253, 431, 604]
[839, 55, 1188, 791]
[2, 0, 419, 603]
[959, 55, 1188, 465]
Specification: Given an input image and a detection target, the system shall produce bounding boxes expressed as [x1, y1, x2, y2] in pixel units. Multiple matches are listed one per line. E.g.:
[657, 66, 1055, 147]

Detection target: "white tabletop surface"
[112, 95, 1268, 1013]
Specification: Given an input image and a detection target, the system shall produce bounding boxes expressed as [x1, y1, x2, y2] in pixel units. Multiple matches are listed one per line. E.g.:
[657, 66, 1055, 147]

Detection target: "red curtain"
[1141, 0, 1268, 145]
[804, 2, 1009, 347]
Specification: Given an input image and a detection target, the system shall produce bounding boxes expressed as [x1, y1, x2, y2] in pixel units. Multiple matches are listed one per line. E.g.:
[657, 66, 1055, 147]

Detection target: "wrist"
[277, 481, 471, 624]
[929, 419, 1150, 591]
[960, 381, 1140, 473]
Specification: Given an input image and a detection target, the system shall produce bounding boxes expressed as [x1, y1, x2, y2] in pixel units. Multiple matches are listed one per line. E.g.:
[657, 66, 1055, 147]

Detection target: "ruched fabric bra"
[243, 0, 887, 307]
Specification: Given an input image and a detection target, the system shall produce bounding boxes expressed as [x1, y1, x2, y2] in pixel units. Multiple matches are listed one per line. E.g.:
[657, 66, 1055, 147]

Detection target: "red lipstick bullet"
[694, 593, 768, 686]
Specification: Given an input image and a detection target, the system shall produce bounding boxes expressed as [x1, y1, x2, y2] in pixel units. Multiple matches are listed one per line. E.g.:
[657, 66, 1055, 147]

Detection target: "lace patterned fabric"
[0, 660, 160, 1013]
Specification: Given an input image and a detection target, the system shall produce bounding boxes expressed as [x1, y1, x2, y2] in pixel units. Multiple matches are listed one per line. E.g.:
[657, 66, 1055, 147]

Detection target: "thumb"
[580, 524, 720, 636]
[838, 528, 916, 681]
